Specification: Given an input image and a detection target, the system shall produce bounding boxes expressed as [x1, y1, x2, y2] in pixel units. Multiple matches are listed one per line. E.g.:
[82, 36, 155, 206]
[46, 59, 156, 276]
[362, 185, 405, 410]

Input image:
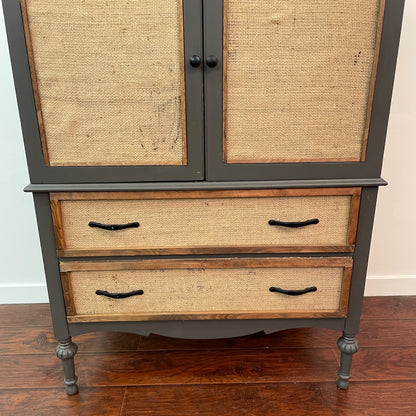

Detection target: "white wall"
[0, 1, 48, 303]
[366, 0, 416, 295]
[0, 2, 415, 303]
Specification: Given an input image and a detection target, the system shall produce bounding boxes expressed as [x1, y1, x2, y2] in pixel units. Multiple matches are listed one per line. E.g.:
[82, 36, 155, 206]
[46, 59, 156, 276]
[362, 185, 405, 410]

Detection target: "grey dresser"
[2, 0, 404, 394]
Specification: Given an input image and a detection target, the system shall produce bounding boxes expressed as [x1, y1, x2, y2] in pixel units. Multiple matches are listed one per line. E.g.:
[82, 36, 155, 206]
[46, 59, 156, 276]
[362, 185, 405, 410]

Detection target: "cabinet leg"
[336, 332, 359, 389]
[56, 337, 79, 395]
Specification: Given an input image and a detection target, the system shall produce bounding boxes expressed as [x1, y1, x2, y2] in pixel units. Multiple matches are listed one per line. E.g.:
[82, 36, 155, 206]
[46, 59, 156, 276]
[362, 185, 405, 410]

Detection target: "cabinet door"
[5, 0, 204, 182]
[204, 0, 402, 180]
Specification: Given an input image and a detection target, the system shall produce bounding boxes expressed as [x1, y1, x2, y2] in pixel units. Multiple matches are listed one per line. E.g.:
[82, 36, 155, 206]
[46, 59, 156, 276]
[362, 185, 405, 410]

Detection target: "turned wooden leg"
[337, 332, 359, 389]
[56, 337, 78, 395]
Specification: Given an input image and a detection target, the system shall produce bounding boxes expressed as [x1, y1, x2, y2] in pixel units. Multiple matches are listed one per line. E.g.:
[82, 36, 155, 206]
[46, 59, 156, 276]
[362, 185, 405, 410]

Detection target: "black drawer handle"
[268, 218, 319, 228]
[95, 289, 144, 299]
[88, 221, 140, 231]
[269, 286, 317, 296]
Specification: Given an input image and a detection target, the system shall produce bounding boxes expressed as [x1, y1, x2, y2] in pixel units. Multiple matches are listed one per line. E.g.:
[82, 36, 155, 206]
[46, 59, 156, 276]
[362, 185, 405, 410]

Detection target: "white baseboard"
[364, 275, 416, 296]
[0, 276, 415, 304]
[0, 283, 49, 304]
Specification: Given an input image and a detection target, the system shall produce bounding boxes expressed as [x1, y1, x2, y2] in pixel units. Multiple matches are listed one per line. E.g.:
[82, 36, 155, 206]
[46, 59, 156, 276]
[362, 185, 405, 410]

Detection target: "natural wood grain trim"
[50, 187, 361, 201]
[347, 192, 362, 246]
[50, 199, 66, 250]
[361, 0, 386, 161]
[50, 160, 185, 167]
[222, 0, 229, 163]
[57, 245, 354, 258]
[339, 266, 353, 315]
[19, 0, 50, 165]
[226, 157, 360, 164]
[178, 0, 187, 166]
[60, 272, 76, 316]
[59, 257, 353, 272]
[66, 310, 347, 323]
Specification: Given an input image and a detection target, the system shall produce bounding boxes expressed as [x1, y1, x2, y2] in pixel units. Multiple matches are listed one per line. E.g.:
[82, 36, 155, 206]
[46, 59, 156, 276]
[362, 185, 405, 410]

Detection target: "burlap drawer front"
[223, 0, 383, 163]
[22, 0, 185, 166]
[54, 191, 357, 254]
[64, 260, 350, 320]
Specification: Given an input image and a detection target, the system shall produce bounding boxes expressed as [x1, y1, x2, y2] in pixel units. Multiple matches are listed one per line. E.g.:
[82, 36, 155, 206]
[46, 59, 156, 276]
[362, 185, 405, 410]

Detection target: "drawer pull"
[269, 286, 317, 296]
[268, 218, 319, 228]
[95, 289, 144, 299]
[88, 221, 140, 231]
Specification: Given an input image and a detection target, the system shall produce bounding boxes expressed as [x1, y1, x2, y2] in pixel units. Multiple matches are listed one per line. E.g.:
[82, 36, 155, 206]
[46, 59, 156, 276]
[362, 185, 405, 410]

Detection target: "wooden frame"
[60, 257, 353, 322]
[19, 0, 50, 165]
[50, 187, 361, 257]
[361, 0, 387, 161]
[50, 187, 361, 200]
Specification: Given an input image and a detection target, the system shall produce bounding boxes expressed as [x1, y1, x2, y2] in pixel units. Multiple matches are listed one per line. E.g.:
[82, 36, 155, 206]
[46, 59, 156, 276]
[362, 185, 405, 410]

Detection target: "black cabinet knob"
[206, 55, 218, 68]
[189, 55, 201, 68]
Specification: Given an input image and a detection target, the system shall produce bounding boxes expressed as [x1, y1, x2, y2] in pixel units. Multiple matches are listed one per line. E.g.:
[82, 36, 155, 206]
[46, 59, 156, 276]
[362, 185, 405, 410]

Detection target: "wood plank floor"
[0, 296, 415, 415]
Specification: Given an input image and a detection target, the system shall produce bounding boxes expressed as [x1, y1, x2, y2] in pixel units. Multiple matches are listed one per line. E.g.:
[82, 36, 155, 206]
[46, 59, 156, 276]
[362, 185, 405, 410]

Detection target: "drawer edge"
[57, 245, 355, 258]
[66, 310, 348, 323]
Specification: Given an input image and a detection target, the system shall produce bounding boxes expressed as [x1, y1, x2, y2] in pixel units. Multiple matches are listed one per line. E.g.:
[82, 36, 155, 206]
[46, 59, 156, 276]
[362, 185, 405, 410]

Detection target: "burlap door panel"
[22, 0, 186, 166]
[223, 0, 384, 163]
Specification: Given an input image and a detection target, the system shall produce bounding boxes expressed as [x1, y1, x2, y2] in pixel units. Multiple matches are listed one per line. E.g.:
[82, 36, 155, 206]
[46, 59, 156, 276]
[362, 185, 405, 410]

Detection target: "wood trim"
[49, 160, 185, 167]
[60, 272, 76, 316]
[339, 266, 353, 315]
[57, 245, 355, 258]
[59, 257, 353, 272]
[50, 199, 65, 250]
[19, 0, 50, 165]
[226, 157, 360, 164]
[361, 0, 387, 162]
[222, 0, 229, 163]
[50, 187, 361, 201]
[347, 192, 362, 245]
[66, 310, 347, 323]
[178, 0, 187, 166]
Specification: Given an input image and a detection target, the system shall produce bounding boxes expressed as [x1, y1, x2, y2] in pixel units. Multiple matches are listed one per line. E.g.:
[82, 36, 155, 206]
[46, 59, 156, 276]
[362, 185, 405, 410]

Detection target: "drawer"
[51, 188, 360, 257]
[60, 257, 353, 322]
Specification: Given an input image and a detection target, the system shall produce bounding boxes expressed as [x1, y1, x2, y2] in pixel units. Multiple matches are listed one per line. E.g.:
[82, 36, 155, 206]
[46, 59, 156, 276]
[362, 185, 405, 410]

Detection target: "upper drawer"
[51, 188, 360, 257]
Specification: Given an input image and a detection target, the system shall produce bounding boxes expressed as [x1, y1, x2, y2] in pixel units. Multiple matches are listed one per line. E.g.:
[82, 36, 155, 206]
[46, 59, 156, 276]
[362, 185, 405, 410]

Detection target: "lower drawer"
[60, 258, 352, 322]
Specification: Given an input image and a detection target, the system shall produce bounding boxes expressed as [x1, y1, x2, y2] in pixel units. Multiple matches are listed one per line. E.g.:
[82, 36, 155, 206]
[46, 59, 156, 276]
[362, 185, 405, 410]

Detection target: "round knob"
[189, 55, 201, 68]
[206, 55, 218, 68]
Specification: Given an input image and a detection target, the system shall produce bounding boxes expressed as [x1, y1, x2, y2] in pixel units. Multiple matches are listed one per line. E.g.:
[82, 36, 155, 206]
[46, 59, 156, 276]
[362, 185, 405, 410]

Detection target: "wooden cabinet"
[2, 0, 404, 395]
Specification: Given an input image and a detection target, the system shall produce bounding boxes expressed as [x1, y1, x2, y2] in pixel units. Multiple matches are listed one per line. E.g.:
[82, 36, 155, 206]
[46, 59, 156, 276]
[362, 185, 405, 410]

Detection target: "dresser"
[2, 0, 404, 395]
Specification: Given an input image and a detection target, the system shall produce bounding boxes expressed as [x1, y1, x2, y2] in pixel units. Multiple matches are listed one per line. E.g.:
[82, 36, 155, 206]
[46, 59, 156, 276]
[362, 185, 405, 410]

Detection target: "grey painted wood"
[32, 193, 69, 340]
[69, 318, 345, 339]
[56, 338, 78, 395]
[23, 178, 387, 193]
[205, 0, 405, 182]
[1, 0, 45, 183]
[203, 0, 223, 180]
[2, 0, 205, 183]
[336, 333, 360, 389]
[363, 0, 406, 176]
[344, 187, 379, 335]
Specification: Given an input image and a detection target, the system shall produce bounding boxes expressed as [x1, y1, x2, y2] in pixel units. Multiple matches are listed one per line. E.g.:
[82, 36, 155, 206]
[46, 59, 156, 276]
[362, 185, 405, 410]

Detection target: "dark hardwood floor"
[0, 296, 415, 415]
